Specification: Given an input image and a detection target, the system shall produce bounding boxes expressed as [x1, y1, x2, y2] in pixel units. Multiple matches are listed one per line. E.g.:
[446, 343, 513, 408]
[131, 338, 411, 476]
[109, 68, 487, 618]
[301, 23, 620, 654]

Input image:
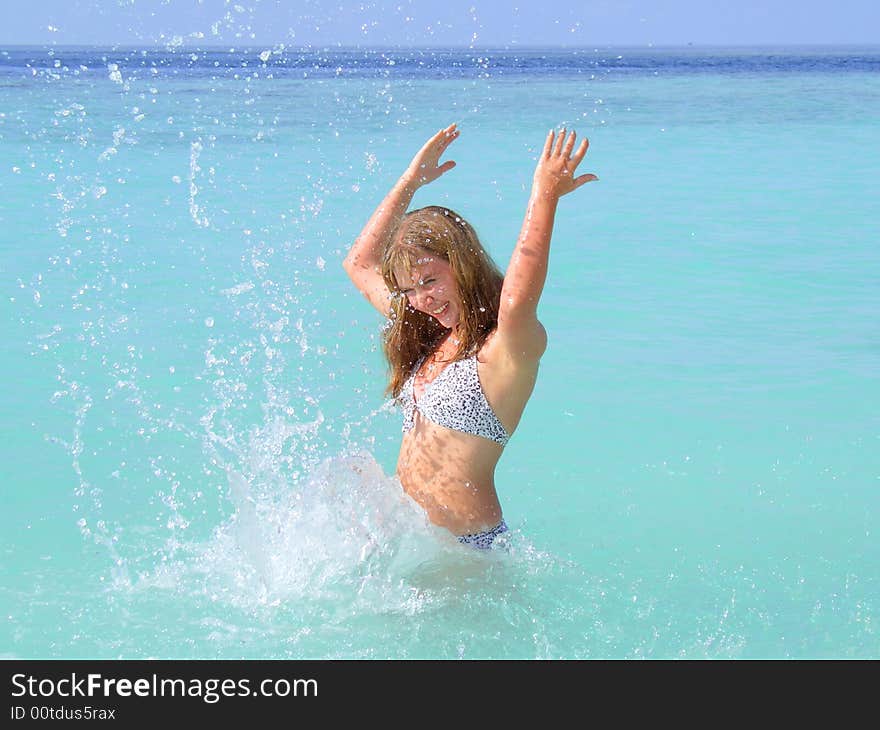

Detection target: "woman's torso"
[395, 331, 540, 535]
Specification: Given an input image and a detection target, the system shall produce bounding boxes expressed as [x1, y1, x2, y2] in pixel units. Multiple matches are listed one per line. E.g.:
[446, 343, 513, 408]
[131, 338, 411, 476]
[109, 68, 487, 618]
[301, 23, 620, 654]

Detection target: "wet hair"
[381, 205, 504, 398]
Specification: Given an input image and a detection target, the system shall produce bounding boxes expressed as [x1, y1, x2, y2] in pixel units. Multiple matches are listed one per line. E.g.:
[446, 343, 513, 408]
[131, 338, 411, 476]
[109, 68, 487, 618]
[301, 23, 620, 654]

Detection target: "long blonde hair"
[381, 205, 504, 398]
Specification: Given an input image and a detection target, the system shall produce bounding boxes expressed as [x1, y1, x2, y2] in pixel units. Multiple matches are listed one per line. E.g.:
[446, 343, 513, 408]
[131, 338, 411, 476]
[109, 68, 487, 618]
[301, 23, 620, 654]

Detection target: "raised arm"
[343, 123, 460, 315]
[497, 128, 597, 353]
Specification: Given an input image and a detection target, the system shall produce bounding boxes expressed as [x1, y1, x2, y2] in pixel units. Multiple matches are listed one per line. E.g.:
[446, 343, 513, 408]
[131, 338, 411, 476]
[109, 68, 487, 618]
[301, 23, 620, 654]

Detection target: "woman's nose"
[414, 287, 432, 306]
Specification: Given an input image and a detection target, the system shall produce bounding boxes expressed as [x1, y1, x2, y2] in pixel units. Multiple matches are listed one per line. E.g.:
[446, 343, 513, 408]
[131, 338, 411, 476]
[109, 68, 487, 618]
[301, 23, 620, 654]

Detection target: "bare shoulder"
[477, 324, 545, 431]
[479, 319, 547, 371]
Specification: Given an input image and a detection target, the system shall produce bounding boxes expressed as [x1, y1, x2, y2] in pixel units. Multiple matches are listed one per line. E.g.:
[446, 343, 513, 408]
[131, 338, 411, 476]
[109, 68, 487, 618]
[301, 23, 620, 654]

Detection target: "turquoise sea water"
[1, 46, 878, 658]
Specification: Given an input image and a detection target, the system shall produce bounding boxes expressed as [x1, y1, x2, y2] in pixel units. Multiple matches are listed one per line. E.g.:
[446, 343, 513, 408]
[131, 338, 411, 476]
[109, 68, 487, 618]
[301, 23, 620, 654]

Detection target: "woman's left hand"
[532, 128, 598, 199]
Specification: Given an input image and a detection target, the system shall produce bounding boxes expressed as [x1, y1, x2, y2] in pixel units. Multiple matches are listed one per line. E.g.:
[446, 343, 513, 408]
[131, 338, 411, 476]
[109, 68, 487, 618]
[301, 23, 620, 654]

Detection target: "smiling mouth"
[431, 303, 448, 316]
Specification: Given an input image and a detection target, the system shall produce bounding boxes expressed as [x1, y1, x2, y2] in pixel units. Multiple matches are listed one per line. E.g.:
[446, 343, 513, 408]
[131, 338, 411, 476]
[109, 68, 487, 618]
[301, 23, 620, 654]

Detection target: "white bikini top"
[399, 354, 510, 447]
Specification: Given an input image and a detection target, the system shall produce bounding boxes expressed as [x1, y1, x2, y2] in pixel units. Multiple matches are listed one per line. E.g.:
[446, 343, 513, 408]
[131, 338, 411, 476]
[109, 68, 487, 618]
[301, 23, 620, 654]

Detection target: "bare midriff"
[396, 412, 504, 536]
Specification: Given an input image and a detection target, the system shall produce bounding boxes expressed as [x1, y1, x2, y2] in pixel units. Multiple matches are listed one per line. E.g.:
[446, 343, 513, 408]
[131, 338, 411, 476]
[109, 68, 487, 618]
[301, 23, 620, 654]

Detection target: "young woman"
[343, 123, 597, 548]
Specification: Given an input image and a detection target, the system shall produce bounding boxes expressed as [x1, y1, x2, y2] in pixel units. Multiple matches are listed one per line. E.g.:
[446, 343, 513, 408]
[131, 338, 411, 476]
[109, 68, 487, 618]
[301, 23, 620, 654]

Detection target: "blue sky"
[2, 0, 878, 47]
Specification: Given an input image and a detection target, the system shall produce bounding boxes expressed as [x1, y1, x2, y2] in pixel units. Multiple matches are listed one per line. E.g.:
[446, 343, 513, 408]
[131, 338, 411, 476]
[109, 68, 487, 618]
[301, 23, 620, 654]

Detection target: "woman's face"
[394, 253, 460, 329]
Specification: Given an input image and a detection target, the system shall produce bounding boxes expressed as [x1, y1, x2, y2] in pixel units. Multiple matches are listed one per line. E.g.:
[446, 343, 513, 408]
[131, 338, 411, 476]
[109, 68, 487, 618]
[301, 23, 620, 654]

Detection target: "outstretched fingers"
[426, 123, 459, 151]
[410, 124, 460, 185]
[439, 124, 459, 147]
[548, 127, 584, 160]
[535, 126, 598, 194]
[437, 125, 459, 175]
[572, 137, 589, 166]
[542, 129, 554, 158]
[553, 127, 566, 156]
[563, 129, 577, 158]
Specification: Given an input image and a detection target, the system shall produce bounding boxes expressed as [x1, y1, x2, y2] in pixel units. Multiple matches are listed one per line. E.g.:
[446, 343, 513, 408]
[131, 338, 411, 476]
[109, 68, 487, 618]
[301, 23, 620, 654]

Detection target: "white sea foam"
[130, 451, 478, 617]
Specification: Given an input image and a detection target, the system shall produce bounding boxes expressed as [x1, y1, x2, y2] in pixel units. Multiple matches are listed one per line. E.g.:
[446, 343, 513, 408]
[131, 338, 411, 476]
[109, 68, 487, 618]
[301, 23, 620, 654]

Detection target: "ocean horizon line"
[3, 42, 880, 53]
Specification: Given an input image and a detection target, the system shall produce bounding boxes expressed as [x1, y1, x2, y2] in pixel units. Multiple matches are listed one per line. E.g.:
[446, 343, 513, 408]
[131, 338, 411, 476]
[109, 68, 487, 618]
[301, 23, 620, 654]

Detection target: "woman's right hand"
[403, 123, 460, 188]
